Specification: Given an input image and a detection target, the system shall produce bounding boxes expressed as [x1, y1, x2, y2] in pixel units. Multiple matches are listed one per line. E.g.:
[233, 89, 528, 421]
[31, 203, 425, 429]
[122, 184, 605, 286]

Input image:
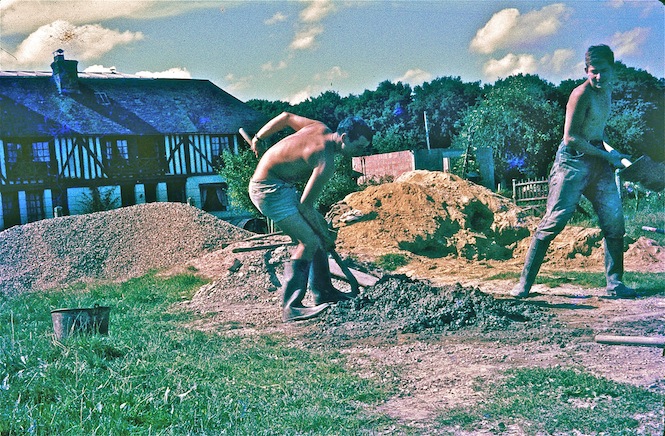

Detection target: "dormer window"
[95, 92, 110, 105]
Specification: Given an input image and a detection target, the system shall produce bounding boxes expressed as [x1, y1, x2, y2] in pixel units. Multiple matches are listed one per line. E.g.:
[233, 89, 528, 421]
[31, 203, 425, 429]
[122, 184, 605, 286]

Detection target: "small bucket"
[51, 305, 111, 340]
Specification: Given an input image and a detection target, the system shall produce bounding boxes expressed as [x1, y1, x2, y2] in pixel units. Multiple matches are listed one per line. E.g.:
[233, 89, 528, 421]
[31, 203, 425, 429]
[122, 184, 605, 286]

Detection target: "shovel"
[604, 141, 665, 191]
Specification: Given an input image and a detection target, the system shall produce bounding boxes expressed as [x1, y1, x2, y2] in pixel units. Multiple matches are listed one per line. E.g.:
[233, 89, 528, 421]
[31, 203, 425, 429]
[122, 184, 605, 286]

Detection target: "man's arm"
[251, 112, 322, 157]
[253, 112, 319, 142]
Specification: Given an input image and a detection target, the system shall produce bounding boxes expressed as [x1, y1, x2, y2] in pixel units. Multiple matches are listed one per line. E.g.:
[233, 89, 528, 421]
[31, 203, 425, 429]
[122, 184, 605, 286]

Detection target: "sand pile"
[329, 170, 664, 272]
[0, 202, 252, 295]
[330, 171, 536, 260]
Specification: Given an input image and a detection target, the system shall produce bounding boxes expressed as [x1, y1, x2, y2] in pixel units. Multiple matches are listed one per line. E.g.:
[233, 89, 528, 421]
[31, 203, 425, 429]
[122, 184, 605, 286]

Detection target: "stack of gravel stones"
[0, 203, 252, 295]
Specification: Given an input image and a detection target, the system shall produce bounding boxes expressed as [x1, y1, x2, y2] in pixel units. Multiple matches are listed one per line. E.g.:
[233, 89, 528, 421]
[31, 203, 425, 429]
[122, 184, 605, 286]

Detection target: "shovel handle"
[603, 141, 632, 168]
[329, 249, 360, 296]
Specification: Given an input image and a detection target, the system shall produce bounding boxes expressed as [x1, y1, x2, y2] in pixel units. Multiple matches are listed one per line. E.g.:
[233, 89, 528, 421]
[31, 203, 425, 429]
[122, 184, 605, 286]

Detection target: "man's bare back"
[252, 122, 336, 183]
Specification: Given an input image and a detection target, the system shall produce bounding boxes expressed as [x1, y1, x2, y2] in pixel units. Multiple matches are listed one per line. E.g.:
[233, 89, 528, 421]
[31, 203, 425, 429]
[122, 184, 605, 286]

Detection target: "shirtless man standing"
[248, 112, 373, 321]
[511, 44, 636, 299]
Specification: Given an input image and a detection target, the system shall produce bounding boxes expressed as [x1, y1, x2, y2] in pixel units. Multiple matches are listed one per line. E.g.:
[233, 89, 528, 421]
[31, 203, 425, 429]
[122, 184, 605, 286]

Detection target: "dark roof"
[0, 71, 267, 137]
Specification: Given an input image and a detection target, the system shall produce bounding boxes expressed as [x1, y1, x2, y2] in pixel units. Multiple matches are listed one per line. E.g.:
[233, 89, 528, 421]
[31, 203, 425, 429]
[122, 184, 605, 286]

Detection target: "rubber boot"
[604, 237, 636, 298]
[282, 259, 329, 322]
[510, 238, 550, 298]
[309, 249, 354, 305]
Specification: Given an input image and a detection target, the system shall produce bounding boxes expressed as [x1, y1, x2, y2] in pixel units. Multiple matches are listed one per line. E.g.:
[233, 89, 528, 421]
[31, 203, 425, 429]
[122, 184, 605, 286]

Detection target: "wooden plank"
[328, 258, 380, 287]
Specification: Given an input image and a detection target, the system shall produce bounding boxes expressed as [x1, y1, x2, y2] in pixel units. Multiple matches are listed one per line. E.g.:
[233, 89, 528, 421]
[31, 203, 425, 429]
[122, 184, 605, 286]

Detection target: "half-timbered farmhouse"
[0, 50, 267, 230]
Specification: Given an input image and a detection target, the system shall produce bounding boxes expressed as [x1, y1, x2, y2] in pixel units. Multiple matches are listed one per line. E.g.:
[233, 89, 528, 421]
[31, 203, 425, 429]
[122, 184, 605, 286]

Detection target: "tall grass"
[0, 273, 392, 434]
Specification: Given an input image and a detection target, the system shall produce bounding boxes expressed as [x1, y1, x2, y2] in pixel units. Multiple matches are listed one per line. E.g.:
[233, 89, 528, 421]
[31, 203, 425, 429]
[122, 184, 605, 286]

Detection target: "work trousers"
[533, 142, 625, 242]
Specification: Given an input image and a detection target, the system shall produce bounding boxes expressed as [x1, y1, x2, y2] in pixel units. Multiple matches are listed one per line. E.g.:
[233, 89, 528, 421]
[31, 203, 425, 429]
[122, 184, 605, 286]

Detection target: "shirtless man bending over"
[248, 112, 373, 321]
[511, 44, 636, 299]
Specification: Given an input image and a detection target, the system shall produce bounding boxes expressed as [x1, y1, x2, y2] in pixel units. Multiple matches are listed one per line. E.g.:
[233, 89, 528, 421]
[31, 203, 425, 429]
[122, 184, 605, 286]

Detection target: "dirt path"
[180, 239, 664, 433]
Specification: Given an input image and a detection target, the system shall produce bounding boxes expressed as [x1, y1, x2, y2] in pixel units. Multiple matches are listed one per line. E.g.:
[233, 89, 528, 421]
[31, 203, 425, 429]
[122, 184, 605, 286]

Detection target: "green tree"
[219, 149, 260, 216]
[452, 74, 563, 183]
[607, 62, 664, 161]
[410, 76, 482, 149]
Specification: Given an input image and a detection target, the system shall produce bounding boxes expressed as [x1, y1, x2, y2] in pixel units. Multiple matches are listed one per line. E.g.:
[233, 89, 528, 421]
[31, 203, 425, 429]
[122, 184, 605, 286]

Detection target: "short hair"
[336, 116, 373, 143]
[585, 44, 614, 67]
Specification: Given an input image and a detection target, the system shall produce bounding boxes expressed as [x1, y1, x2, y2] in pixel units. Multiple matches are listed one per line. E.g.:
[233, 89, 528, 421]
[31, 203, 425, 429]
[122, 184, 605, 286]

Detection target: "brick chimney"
[51, 49, 79, 94]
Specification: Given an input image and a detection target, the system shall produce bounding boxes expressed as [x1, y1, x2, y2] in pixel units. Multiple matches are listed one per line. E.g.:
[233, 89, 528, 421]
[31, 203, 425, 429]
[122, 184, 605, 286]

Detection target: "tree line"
[222, 62, 664, 216]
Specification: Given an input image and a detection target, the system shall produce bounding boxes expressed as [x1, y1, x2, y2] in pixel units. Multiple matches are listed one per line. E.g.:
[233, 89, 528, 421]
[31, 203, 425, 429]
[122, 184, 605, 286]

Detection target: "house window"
[105, 139, 129, 161]
[200, 183, 228, 212]
[95, 92, 110, 105]
[6, 142, 21, 163]
[26, 191, 45, 223]
[32, 141, 50, 162]
[211, 136, 230, 157]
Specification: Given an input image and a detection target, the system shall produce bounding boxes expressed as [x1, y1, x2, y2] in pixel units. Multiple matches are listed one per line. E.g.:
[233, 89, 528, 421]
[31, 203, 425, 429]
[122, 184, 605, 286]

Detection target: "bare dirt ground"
[179, 172, 665, 434]
[3, 173, 663, 433]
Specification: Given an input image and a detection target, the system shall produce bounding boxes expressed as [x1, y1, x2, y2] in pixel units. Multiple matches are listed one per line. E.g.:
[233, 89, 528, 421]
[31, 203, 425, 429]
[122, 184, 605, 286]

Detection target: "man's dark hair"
[585, 44, 614, 67]
[336, 116, 373, 143]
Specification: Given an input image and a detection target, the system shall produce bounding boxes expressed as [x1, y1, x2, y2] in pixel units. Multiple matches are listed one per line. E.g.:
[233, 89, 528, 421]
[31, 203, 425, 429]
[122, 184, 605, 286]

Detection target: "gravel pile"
[312, 275, 549, 341]
[0, 203, 252, 295]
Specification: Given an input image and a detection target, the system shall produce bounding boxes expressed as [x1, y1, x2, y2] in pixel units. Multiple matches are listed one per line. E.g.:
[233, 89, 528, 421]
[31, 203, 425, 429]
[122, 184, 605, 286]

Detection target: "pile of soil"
[0, 202, 251, 295]
[330, 170, 665, 272]
[330, 171, 538, 260]
[312, 275, 550, 342]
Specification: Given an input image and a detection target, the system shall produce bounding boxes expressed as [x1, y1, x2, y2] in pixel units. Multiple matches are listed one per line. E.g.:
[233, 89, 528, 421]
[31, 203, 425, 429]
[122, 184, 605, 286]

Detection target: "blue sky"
[1, 1, 663, 104]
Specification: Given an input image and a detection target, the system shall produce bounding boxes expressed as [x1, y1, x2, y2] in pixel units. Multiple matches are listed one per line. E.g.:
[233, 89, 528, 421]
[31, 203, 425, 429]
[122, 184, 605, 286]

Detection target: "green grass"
[0, 273, 393, 435]
[375, 253, 410, 271]
[437, 367, 664, 434]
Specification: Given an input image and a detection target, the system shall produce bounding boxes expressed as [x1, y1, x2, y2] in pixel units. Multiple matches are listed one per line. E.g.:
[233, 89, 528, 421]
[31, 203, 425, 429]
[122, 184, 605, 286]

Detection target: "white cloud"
[288, 86, 317, 105]
[290, 26, 324, 51]
[11, 20, 143, 68]
[483, 53, 538, 79]
[288, 0, 340, 52]
[299, 0, 336, 23]
[261, 60, 288, 72]
[83, 64, 116, 73]
[483, 49, 582, 81]
[540, 48, 575, 73]
[470, 3, 570, 54]
[396, 69, 433, 87]
[314, 66, 349, 81]
[224, 73, 252, 93]
[265, 12, 288, 25]
[0, 0, 215, 36]
[135, 68, 191, 79]
[611, 27, 650, 59]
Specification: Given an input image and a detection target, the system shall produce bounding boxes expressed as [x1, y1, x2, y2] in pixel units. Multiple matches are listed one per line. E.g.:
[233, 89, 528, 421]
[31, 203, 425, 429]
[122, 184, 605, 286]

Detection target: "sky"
[0, 0, 663, 104]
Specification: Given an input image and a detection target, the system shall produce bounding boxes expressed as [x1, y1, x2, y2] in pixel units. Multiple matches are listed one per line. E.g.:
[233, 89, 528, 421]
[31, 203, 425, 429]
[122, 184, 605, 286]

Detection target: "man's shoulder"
[568, 81, 593, 104]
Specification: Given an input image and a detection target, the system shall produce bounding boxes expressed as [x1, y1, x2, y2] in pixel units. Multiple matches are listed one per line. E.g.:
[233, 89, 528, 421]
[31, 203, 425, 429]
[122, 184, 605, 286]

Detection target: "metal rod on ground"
[595, 335, 665, 356]
[642, 226, 665, 235]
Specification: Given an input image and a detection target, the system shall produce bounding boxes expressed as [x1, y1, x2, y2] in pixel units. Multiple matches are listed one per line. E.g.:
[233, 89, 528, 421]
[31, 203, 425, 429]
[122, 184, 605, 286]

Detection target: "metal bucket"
[621, 155, 665, 192]
[51, 305, 110, 340]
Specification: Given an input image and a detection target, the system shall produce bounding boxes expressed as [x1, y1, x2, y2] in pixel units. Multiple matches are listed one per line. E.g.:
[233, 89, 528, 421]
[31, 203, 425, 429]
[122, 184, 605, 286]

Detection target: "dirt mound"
[0, 202, 252, 295]
[311, 275, 550, 342]
[330, 170, 663, 273]
[330, 171, 535, 260]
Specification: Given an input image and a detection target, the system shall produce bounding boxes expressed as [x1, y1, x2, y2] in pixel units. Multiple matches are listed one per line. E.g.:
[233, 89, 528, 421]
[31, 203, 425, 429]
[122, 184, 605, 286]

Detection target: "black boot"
[282, 259, 329, 322]
[604, 237, 636, 298]
[309, 249, 354, 305]
[510, 238, 550, 298]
